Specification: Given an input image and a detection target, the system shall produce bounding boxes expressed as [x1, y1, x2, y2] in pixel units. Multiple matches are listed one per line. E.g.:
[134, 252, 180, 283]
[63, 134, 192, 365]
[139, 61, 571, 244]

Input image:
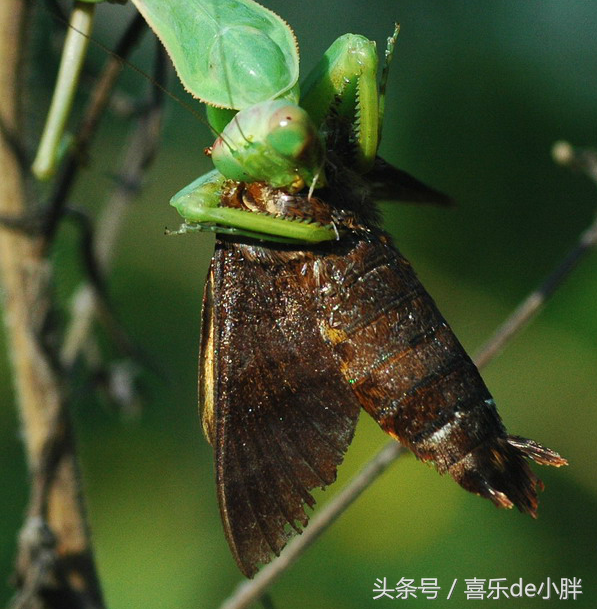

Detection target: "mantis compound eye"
[266, 104, 320, 160]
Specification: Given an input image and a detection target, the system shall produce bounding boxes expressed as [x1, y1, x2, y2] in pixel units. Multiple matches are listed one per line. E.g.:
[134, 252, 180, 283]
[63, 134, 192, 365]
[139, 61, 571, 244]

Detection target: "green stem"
[32, 1, 95, 180]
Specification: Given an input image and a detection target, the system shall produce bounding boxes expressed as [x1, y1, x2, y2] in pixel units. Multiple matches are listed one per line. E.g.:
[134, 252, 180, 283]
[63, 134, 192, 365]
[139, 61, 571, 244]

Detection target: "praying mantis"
[158, 0, 398, 243]
[36, 0, 565, 579]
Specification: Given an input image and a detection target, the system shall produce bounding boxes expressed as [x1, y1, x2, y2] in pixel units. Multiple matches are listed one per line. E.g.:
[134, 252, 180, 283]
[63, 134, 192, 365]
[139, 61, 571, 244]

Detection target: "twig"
[0, 2, 105, 607]
[219, 141, 597, 609]
[9, 518, 56, 609]
[62, 207, 141, 364]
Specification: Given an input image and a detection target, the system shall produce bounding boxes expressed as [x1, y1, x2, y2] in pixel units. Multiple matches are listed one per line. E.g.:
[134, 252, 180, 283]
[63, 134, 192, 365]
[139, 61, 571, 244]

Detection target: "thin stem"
[42, 11, 147, 250]
[474, 217, 597, 369]
[219, 140, 597, 609]
[32, 1, 96, 180]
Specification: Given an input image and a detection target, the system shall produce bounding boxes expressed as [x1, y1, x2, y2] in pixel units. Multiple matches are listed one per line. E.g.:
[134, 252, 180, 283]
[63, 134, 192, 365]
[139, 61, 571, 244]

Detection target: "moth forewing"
[202, 223, 362, 576]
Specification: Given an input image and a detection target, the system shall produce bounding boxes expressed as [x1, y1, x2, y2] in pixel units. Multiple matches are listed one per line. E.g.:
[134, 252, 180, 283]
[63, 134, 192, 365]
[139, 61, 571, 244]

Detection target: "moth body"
[200, 181, 566, 577]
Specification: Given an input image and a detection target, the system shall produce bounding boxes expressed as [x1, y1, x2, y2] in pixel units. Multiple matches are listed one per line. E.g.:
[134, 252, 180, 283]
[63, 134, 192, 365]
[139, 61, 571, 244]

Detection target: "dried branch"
[219, 142, 597, 609]
[0, 2, 105, 607]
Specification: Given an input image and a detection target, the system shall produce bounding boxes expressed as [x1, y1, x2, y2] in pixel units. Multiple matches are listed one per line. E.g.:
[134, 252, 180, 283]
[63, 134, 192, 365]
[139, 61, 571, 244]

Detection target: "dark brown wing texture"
[367, 157, 454, 206]
[202, 243, 361, 577]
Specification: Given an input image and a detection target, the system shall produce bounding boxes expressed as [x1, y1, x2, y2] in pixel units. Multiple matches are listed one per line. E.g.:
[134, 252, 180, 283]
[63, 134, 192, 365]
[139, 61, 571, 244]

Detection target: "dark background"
[1, 1, 596, 607]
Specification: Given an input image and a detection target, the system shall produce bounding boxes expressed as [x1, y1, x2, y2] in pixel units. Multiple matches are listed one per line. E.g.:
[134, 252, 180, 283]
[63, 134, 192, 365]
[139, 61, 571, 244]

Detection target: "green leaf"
[130, 0, 299, 110]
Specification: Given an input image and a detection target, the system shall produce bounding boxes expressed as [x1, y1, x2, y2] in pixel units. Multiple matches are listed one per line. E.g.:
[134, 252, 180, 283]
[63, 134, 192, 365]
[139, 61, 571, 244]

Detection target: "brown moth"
[198, 162, 567, 578]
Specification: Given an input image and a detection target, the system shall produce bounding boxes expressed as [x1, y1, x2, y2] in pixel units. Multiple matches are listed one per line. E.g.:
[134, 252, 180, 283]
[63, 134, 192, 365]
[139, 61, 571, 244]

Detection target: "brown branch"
[0, 2, 105, 608]
[219, 141, 597, 609]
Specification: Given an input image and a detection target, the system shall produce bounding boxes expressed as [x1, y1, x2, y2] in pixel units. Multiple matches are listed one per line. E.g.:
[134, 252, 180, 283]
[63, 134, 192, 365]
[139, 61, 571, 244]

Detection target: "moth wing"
[367, 156, 454, 206]
[201, 246, 361, 577]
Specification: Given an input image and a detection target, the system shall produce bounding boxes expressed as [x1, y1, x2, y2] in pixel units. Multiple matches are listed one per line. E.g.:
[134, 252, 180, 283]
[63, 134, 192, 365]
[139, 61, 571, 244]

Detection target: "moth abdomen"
[318, 235, 566, 515]
[448, 434, 566, 517]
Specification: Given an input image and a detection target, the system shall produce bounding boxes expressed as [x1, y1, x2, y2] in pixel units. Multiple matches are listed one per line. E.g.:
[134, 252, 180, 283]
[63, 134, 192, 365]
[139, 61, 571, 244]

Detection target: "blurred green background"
[1, 0, 596, 607]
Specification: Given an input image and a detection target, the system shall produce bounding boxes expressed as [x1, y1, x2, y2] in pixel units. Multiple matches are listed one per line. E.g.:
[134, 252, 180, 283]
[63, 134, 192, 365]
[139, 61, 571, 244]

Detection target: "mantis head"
[211, 100, 325, 192]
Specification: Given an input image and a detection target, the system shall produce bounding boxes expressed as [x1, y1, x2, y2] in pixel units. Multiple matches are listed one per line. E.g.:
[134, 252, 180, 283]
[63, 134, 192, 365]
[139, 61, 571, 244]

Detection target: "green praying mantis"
[140, 0, 400, 244]
[35, 0, 402, 244]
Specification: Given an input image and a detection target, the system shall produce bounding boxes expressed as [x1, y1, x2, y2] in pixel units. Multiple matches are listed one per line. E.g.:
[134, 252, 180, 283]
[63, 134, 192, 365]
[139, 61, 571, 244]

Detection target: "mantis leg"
[300, 33, 381, 173]
[170, 169, 337, 244]
[378, 24, 400, 146]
